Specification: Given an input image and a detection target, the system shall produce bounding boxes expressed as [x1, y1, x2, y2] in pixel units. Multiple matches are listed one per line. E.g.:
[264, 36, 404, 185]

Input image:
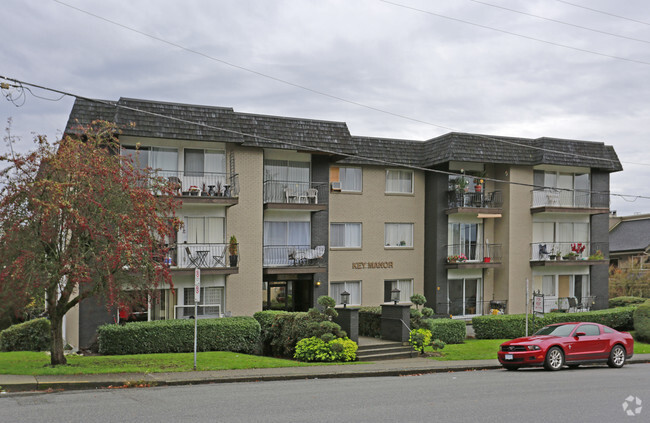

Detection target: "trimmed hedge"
[633, 300, 650, 343]
[97, 317, 260, 355]
[253, 310, 289, 355]
[609, 296, 647, 308]
[0, 318, 51, 352]
[417, 318, 466, 344]
[472, 306, 638, 339]
[267, 311, 346, 358]
[359, 307, 381, 337]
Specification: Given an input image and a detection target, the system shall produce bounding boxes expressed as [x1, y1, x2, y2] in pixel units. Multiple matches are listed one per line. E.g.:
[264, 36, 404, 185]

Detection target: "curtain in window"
[121, 146, 149, 171]
[263, 221, 310, 246]
[184, 149, 204, 176]
[340, 167, 362, 191]
[331, 281, 361, 305]
[386, 170, 412, 193]
[385, 223, 413, 247]
[542, 275, 556, 296]
[448, 223, 481, 258]
[150, 147, 178, 172]
[391, 279, 413, 302]
[574, 173, 590, 207]
[264, 160, 309, 183]
[330, 223, 361, 247]
[184, 217, 224, 243]
[204, 150, 226, 173]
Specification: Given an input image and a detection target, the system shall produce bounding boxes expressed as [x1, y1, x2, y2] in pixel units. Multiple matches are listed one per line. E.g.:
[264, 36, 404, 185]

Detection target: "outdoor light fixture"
[340, 290, 350, 308]
[391, 287, 400, 305]
[315, 281, 321, 287]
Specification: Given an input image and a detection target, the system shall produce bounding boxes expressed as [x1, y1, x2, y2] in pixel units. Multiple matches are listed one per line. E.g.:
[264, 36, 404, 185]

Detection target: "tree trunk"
[50, 315, 67, 366]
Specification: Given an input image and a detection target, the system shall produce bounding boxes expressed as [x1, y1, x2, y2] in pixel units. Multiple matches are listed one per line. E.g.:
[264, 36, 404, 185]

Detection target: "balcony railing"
[437, 300, 508, 316]
[531, 188, 609, 209]
[263, 180, 328, 205]
[530, 242, 607, 261]
[532, 296, 596, 313]
[163, 243, 239, 269]
[447, 190, 503, 209]
[446, 243, 502, 263]
[157, 170, 239, 198]
[263, 245, 326, 267]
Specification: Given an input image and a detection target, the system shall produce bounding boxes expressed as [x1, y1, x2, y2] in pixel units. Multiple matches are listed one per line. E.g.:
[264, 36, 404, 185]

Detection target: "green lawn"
[0, 351, 321, 376]
[425, 338, 650, 361]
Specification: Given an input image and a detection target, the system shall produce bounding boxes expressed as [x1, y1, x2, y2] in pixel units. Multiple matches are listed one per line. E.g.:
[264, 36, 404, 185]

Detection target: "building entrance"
[263, 276, 313, 312]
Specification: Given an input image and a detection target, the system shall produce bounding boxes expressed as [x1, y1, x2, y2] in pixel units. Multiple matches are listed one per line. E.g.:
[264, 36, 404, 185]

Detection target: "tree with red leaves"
[0, 121, 180, 365]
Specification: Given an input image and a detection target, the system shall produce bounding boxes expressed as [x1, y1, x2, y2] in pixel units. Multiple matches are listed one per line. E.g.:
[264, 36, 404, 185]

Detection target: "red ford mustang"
[498, 322, 634, 371]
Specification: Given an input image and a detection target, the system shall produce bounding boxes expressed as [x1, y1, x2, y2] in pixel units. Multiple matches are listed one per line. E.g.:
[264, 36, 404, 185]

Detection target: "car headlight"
[526, 345, 541, 351]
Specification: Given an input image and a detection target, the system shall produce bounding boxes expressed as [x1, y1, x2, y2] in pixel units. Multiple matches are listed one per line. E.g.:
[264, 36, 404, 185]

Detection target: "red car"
[498, 322, 634, 371]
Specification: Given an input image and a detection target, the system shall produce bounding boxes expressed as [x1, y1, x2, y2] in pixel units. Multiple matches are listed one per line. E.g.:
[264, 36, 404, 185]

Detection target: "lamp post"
[390, 287, 400, 305]
[340, 290, 350, 309]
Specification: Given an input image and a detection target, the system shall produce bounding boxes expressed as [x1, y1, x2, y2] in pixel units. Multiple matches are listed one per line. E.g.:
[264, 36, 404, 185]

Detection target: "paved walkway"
[2, 354, 649, 394]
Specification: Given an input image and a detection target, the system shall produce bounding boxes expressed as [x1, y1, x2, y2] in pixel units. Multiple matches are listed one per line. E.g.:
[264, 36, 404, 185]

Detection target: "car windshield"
[534, 324, 578, 337]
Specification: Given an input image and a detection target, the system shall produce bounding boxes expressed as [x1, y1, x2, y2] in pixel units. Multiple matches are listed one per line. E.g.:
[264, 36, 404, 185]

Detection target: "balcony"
[263, 181, 328, 211]
[437, 299, 508, 317]
[446, 190, 503, 216]
[445, 243, 502, 268]
[530, 189, 609, 214]
[263, 245, 326, 274]
[161, 170, 239, 205]
[530, 242, 608, 266]
[163, 243, 239, 275]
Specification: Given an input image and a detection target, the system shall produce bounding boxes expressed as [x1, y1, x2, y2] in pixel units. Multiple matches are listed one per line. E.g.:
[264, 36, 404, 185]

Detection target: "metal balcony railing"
[437, 300, 508, 316]
[447, 190, 503, 209]
[161, 243, 239, 269]
[446, 243, 502, 263]
[263, 180, 328, 205]
[531, 296, 596, 313]
[530, 242, 607, 261]
[531, 188, 609, 209]
[263, 245, 326, 267]
[157, 170, 239, 198]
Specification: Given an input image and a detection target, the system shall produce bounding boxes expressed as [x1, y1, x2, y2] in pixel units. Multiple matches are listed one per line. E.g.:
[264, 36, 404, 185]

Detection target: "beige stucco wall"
[494, 165, 534, 314]
[328, 165, 425, 306]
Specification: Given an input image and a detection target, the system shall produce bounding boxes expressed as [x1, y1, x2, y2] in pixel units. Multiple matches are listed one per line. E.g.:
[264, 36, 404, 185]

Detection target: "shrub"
[294, 337, 357, 362]
[409, 328, 432, 353]
[410, 294, 426, 309]
[431, 339, 446, 351]
[253, 310, 289, 355]
[609, 296, 647, 308]
[97, 317, 260, 355]
[359, 307, 381, 337]
[267, 312, 346, 358]
[0, 318, 51, 352]
[417, 318, 465, 344]
[472, 306, 638, 339]
[633, 300, 650, 343]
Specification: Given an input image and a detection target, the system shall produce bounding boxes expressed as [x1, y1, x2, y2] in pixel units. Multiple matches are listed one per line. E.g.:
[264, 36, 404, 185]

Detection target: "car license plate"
[505, 354, 513, 360]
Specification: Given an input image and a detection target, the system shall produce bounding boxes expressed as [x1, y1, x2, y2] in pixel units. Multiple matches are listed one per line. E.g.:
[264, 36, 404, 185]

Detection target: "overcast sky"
[1, 0, 649, 215]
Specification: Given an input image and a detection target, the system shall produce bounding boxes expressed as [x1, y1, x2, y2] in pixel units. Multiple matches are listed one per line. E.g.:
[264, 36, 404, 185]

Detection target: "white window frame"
[330, 281, 362, 306]
[385, 223, 414, 248]
[330, 223, 362, 248]
[340, 167, 362, 192]
[385, 169, 413, 194]
[176, 287, 223, 319]
[385, 279, 413, 302]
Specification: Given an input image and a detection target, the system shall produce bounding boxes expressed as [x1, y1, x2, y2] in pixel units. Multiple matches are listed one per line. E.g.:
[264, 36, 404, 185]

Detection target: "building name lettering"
[352, 261, 394, 270]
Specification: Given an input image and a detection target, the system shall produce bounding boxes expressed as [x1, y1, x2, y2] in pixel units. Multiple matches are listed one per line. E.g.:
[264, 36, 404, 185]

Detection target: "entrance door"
[263, 279, 314, 312]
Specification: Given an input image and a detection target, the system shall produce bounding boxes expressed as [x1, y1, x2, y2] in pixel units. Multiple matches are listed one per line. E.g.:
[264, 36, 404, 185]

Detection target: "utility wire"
[556, 0, 650, 27]
[467, 0, 650, 44]
[1, 74, 647, 202]
[379, 0, 650, 65]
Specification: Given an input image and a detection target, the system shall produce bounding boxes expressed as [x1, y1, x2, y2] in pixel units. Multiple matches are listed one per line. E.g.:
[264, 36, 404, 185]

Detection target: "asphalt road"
[1, 364, 648, 423]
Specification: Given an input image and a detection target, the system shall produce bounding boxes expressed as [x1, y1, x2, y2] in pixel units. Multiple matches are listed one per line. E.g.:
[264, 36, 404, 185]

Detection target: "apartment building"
[62, 98, 621, 349]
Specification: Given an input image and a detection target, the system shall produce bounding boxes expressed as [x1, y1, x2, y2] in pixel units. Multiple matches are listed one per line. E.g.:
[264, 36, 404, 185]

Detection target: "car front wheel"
[607, 345, 626, 368]
[544, 346, 564, 371]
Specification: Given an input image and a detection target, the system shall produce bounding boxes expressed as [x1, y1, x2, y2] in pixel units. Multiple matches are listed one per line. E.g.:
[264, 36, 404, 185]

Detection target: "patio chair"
[168, 176, 182, 195]
[212, 246, 227, 268]
[306, 188, 318, 204]
[185, 246, 202, 268]
[538, 243, 549, 260]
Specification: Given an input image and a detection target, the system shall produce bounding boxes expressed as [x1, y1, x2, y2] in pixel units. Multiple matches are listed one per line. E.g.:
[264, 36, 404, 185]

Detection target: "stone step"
[356, 345, 412, 355]
[357, 350, 419, 361]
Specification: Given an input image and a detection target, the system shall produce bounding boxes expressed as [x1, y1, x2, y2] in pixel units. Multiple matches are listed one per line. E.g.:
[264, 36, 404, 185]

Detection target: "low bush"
[359, 307, 381, 337]
[472, 306, 638, 339]
[267, 311, 346, 358]
[609, 296, 647, 308]
[293, 336, 357, 362]
[409, 328, 432, 353]
[0, 318, 51, 352]
[253, 310, 289, 355]
[97, 317, 260, 355]
[633, 300, 650, 343]
[417, 318, 466, 344]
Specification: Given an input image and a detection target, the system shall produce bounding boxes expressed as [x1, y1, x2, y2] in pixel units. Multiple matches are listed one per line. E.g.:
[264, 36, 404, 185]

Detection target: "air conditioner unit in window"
[331, 181, 341, 191]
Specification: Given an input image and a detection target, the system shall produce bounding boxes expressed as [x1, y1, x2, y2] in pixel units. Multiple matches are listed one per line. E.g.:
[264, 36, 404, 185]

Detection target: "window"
[448, 222, 482, 260]
[330, 223, 361, 248]
[576, 324, 600, 336]
[384, 279, 413, 302]
[542, 275, 556, 296]
[180, 287, 223, 318]
[263, 221, 311, 266]
[122, 146, 178, 174]
[447, 278, 482, 316]
[340, 167, 362, 192]
[184, 149, 225, 176]
[330, 281, 361, 306]
[538, 170, 591, 207]
[385, 223, 413, 247]
[386, 169, 413, 194]
[183, 217, 224, 244]
[264, 159, 310, 183]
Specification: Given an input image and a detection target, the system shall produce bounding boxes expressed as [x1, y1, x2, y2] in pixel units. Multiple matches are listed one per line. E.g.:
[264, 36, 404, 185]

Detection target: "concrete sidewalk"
[2, 354, 649, 394]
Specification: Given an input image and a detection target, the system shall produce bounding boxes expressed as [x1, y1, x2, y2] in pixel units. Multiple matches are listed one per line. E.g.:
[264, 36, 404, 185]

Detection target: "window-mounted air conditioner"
[331, 181, 341, 191]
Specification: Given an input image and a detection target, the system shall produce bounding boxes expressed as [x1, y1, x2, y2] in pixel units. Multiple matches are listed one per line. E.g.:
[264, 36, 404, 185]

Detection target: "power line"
[379, 0, 650, 65]
[556, 0, 650, 27]
[1, 74, 647, 202]
[467, 0, 650, 44]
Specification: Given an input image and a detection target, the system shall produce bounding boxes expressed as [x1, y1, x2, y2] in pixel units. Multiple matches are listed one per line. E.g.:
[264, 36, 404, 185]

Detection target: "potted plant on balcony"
[571, 242, 586, 257]
[563, 252, 578, 260]
[188, 185, 200, 196]
[589, 250, 604, 260]
[228, 235, 238, 267]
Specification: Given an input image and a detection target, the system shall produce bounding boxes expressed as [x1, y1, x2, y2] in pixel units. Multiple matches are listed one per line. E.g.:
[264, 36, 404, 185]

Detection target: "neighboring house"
[609, 213, 650, 268]
[61, 97, 622, 349]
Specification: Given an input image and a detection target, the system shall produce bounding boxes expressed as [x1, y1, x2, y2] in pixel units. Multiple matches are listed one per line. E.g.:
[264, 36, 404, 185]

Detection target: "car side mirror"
[575, 332, 586, 337]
